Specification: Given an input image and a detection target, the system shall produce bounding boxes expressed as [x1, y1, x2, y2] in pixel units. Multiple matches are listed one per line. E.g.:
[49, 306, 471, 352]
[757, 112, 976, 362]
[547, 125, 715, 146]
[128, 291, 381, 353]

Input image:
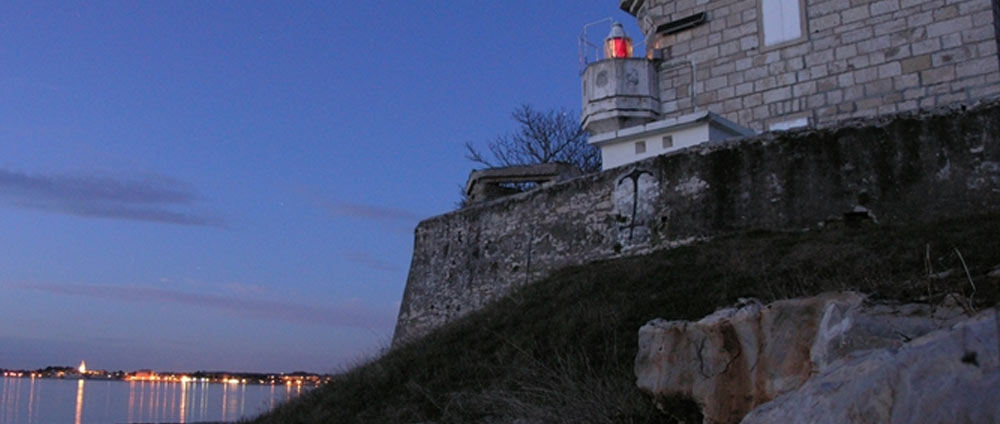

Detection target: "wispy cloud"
[17, 282, 395, 330]
[223, 282, 275, 296]
[0, 168, 222, 226]
[293, 185, 422, 226]
[324, 201, 421, 223]
[343, 251, 404, 273]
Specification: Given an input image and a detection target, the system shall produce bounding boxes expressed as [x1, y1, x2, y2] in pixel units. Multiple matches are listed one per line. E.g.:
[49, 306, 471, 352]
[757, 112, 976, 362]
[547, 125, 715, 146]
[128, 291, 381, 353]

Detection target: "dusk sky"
[0, 1, 641, 373]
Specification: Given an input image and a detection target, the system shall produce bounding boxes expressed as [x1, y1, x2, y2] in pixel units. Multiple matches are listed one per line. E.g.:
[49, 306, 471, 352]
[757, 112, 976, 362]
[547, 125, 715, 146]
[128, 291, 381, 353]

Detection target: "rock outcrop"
[634, 292, 972, 424]
[741, 309, 1000, 423]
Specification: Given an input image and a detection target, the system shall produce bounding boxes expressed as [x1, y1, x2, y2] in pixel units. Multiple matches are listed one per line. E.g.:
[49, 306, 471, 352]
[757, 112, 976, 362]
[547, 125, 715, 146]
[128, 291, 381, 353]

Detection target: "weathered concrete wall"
[392, 99, 1000, 346]
[626, 0, 1000, 131]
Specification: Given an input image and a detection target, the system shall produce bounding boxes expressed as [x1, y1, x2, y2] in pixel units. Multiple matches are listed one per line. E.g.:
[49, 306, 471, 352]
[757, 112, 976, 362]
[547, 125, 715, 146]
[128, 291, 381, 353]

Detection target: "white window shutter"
[761, 0, 802, 46]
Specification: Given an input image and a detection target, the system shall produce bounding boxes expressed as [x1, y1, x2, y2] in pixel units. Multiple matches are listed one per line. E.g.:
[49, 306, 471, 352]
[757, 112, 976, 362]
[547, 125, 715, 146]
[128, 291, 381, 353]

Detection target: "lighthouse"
[581, 21, 752, 170]
[581, 22, 660, 137]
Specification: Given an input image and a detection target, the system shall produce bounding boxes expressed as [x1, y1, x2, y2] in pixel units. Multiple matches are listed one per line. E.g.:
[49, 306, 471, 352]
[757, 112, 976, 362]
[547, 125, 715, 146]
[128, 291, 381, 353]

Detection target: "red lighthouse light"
[604, 22, 633, 59]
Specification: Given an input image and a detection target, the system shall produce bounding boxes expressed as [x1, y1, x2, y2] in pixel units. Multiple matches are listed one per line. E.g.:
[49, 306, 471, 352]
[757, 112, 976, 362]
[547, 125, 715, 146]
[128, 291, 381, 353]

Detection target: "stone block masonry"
[625, 0, 1000, 131]
[391, 99, 1000, 346]
[994, 0, 1000, 68]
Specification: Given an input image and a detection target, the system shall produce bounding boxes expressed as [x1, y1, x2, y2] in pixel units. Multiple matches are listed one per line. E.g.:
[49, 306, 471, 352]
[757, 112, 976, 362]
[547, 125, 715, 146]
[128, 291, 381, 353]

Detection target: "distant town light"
[604, 22, 633, 59]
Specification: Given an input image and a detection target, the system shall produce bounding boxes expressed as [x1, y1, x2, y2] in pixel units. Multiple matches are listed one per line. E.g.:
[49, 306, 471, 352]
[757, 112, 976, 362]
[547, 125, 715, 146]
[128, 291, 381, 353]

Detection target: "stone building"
[584, 0, 1000, 169]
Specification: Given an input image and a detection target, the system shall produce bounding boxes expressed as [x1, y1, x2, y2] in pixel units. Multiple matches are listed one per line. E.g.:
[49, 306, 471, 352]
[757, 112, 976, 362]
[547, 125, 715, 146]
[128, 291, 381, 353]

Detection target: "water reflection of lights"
[2, 376, 309, 423]
[221, 381, 228, 421]
[179, 379, 188, 424]
[149, 381, 156, 422]
[74, 379, 85, 424]
[127, 381, 136, 424]
[269, 383, 275, 410]
[200, 380, 209, 419]
[1, 376, 13, 423]
[28, 376, 37, 423]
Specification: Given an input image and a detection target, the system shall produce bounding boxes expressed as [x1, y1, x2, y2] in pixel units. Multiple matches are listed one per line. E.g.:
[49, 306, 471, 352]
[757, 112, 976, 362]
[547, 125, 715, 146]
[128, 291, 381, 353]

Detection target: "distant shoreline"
[2, 369, 328, 386]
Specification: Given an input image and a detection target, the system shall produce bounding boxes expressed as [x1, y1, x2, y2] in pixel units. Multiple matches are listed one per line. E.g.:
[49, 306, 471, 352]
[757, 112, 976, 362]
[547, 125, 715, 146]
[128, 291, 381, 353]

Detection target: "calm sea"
[0, 376, 309, 423]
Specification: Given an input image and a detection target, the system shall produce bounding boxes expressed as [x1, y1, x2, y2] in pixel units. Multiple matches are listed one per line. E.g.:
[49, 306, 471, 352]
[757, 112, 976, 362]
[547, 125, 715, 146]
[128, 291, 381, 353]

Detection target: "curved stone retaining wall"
[393, 99, 1000, 346]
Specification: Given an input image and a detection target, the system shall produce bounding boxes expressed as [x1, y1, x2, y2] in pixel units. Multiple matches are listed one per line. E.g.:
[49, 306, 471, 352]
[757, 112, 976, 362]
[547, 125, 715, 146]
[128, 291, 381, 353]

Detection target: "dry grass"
[251, 213, 1000, 423]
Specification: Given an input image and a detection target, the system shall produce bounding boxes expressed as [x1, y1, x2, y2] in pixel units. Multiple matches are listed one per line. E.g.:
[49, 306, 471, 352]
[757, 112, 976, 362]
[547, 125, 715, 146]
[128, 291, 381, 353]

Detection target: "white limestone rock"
[635, 292, 967, 424]
[741, 309, 1000, 424]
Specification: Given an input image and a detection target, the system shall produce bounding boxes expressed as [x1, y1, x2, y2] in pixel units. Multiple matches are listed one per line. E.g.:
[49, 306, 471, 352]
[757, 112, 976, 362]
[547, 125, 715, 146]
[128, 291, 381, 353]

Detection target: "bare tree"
[464, 104, 600, 173]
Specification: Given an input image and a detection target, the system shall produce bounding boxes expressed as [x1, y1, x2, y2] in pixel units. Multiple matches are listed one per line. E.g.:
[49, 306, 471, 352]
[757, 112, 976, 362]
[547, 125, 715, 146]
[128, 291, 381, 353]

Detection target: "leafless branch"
[464, 104, 600, 172]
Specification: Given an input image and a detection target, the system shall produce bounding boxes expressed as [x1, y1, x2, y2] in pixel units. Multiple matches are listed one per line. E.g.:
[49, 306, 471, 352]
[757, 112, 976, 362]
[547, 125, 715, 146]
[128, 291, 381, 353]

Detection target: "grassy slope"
[253, 213, 1000, 423]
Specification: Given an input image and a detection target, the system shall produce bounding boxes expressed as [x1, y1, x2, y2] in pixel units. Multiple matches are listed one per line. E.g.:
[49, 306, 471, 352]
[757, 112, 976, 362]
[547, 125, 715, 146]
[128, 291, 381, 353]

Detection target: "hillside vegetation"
[252, 213, 1000, 423]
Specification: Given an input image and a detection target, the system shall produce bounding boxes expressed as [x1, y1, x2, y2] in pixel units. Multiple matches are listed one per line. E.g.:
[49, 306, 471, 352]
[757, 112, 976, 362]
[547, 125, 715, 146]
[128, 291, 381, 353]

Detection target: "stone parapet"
[464, 163, 582, 204]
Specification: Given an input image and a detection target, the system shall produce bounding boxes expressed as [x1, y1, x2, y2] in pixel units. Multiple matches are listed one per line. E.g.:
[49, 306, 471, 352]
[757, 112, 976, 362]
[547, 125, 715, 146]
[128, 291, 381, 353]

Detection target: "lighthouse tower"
[581, 22, 660, 136]
[580, 21, 752, 170]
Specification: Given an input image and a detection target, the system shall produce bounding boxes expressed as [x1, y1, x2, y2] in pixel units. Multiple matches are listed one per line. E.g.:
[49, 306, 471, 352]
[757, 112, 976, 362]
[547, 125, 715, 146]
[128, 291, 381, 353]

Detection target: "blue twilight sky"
[0, 1, 642, 373]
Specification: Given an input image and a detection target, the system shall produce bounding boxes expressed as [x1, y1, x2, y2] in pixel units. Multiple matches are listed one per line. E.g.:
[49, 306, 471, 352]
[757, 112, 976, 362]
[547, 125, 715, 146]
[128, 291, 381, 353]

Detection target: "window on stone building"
[662, 135, 674, 149]
[760, 0, 805, 46]
[635, 141, 646, 154]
